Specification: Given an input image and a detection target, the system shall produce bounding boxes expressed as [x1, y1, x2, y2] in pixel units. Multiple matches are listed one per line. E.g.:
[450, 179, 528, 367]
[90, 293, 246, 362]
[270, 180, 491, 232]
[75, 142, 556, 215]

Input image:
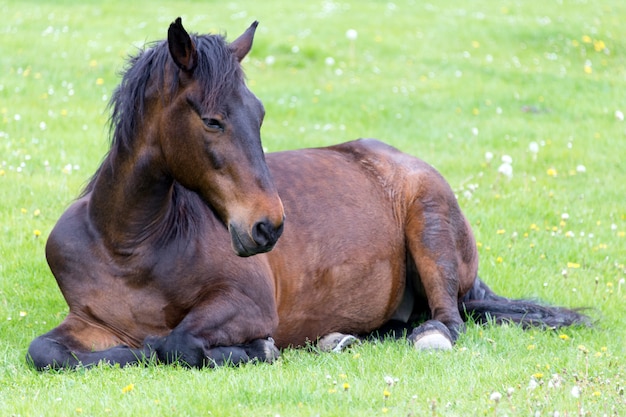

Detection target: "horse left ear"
[168, 17, 198, 73]
[229, 21, 259, 62]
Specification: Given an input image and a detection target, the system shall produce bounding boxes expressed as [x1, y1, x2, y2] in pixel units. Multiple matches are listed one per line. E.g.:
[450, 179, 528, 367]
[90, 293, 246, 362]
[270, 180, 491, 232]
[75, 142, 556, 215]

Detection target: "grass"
[1, 0, 625, 415]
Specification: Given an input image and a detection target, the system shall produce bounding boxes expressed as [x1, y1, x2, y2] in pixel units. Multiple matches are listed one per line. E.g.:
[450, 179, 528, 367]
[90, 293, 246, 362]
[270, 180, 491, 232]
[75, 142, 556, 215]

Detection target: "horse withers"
[27, 19, 589, 370]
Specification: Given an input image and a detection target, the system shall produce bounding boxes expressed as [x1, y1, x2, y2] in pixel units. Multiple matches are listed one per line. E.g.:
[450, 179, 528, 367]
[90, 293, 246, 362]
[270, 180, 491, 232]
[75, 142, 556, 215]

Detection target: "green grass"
[1, 0, 625, 415]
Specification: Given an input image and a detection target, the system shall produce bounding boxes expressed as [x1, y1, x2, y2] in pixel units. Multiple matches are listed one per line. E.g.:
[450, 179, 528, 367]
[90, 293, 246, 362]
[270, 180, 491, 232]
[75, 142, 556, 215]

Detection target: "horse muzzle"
[228, 218, 284, 257]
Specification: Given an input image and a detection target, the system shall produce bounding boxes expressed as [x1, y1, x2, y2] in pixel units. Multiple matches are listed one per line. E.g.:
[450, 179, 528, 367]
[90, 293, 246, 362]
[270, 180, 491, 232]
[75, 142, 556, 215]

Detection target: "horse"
[27, 18, 589, 370]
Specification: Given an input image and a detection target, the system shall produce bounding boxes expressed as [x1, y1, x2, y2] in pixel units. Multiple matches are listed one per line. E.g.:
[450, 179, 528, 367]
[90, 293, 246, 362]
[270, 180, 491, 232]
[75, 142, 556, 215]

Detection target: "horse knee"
[147, 332, 206, 367]
[27, 336, 79, 371]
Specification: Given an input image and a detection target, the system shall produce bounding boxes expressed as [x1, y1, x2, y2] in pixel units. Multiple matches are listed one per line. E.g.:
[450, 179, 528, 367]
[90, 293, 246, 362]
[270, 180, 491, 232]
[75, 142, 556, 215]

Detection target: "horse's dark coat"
[27, 19, 589, 371]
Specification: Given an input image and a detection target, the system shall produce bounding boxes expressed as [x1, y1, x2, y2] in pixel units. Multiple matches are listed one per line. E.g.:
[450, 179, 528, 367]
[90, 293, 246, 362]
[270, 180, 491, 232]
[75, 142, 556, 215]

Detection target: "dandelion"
[616, 110, 624, 121]
[533, 373, 544, 379]
[342, 382, 350, 391]
[529, 141, 539, 154]
[576, 164, 586, 173]
[498, 162, 512, 178]
[96, 78, 104, 86]
[593, 40, 605, 52]
[122, 383, 134, 393]
[19, 311, 27, 317]
[33, 229, 41, 237]
[384, 376, 399, 386]
[496, 229, 506, 235]
[571, 385, 581, 398]
[558, 334, 569, 341]
[490, 391, 502, 402]
[547, 168, 557, 177]
[567, 262, 580, 268]
[527, 344, 535, 350]
[383, 388, 391, 398]
[345, 29, 358, 41]
[484, 151, 494, 163]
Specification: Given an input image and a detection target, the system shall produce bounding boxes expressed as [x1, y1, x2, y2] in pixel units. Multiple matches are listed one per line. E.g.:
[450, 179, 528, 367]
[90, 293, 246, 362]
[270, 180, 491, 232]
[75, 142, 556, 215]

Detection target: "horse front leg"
[146, 330, 279, 368]
[146, 295, 280, 368]
[27, 315, 153, 370]
[405, 197, 477, 350]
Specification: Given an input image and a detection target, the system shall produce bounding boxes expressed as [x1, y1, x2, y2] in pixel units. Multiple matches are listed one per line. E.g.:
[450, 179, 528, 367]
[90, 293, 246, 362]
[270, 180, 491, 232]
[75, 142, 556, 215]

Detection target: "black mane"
[82, 31, 244, 195]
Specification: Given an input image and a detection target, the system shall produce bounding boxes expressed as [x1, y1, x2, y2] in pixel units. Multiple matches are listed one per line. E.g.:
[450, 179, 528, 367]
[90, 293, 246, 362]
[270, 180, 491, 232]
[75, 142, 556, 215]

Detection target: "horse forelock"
[83, 32, 244, 195]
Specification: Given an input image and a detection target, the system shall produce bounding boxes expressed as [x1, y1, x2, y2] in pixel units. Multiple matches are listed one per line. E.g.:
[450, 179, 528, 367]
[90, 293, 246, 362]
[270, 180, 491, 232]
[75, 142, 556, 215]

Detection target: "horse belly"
[267, 151, 407, 347]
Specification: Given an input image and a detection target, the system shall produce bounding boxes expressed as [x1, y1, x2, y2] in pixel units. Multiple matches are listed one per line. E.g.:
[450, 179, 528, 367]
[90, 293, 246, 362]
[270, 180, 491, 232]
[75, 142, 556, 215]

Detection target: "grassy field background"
[1, 0, 625, 415]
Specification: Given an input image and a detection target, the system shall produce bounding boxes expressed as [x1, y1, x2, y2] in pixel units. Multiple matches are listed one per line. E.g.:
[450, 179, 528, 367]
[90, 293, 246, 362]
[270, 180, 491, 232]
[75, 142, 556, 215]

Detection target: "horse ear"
[168, 17, 198, 73]
[229, 21, 259, 62]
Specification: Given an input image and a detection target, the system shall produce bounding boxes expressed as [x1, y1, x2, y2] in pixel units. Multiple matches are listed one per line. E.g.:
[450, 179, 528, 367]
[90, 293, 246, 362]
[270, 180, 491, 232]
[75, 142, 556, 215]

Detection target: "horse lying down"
[27, 18, 590, 370]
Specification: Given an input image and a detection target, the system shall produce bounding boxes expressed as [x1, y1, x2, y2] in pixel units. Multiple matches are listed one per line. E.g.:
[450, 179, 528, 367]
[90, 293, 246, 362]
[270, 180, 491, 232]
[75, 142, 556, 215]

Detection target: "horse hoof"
[318, 332, 360, 352]
[409, 320, 453, 350]
[247, 337, 280, 363]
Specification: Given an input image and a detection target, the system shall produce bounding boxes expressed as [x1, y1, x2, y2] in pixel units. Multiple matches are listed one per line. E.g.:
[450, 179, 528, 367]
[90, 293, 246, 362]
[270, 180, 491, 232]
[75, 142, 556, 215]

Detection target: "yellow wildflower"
[122, 383, 134, 393]
[593, 40, 605, 52]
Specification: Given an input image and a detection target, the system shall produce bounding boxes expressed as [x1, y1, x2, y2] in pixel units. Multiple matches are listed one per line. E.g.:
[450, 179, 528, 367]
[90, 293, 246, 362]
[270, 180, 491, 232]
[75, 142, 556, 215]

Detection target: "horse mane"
[81, 31, 244, 196]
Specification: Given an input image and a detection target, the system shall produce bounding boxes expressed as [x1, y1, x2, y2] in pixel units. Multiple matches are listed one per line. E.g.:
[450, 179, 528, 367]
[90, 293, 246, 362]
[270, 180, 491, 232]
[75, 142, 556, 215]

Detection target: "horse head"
[160, 18, 284, 256]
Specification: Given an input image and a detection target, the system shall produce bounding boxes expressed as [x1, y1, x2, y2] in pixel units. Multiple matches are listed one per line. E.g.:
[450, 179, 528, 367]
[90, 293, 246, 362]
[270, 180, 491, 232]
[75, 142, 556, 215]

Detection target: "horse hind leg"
[404, 198, 474, 350]
[317, 332, 360, 352]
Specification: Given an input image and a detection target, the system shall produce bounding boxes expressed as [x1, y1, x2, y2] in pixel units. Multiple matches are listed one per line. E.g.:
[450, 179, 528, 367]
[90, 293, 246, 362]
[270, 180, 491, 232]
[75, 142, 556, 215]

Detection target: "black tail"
[460, 278, 592, 329]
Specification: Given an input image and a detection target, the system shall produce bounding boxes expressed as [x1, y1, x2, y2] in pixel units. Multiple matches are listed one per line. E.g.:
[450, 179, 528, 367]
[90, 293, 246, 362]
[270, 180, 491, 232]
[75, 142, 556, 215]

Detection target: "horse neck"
[88, 136, 175, 253]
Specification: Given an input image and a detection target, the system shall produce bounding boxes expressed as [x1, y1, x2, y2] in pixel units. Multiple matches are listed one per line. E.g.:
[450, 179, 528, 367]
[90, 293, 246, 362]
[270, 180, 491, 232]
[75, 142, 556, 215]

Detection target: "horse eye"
[202, 118, 224, 132]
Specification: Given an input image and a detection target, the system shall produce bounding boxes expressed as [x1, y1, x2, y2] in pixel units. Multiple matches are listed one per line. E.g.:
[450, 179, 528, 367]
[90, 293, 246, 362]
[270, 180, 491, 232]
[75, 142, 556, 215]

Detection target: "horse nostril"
[252, 219, 283, 248]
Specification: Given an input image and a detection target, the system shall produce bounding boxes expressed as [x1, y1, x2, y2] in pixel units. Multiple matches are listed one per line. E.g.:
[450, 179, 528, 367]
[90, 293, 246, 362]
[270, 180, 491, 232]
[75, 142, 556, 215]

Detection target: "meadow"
[1, 0, 625, 415]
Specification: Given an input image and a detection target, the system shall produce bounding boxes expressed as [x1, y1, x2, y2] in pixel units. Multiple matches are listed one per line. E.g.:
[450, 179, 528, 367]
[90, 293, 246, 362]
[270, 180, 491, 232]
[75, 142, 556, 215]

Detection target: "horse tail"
[460, 277, 592, 329]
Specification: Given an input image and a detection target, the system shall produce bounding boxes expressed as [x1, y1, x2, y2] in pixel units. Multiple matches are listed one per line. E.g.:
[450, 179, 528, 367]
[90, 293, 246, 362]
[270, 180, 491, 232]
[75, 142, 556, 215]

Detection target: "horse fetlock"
[409, 320, 453, 350]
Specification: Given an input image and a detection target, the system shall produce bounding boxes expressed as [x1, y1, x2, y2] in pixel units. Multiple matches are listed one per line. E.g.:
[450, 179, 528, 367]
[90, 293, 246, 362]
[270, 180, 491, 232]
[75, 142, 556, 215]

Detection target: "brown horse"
[28, 19, 589, 370]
